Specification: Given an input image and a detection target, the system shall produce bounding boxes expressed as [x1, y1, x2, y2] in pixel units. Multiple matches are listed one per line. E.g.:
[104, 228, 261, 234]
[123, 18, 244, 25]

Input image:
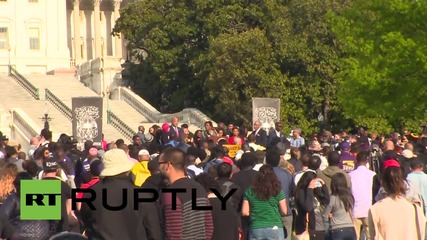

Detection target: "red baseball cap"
[383, 159, 401, 168]
[222, 156, 234, 166]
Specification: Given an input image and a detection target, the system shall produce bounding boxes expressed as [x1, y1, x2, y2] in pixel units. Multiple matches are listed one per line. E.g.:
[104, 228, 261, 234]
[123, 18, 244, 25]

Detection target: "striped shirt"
[244, 188, 285, 229]
[163, 178, 214, 240]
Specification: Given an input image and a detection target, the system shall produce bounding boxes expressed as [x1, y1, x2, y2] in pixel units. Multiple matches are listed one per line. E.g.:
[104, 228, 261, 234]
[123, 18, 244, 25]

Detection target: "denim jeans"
[281, 215, 293, 239]
[330, 227, 357, 240]
[249, 227, 285, 240]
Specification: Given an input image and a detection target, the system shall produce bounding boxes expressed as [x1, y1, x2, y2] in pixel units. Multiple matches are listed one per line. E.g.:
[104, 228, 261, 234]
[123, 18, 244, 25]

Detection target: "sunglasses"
[158, 161, 169, 165]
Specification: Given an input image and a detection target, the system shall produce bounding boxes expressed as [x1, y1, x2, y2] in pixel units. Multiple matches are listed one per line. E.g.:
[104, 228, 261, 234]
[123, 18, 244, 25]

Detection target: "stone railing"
[10, 108, 40, 142]
[77, 57, 122, 95]
[45, 89, 72, 120]
[116, 87, 216, 129]
[158, 108, 217, 129]
[107, 110, 136, 141]
[116, 87, 160, 123]
[9, 66, 40, 100]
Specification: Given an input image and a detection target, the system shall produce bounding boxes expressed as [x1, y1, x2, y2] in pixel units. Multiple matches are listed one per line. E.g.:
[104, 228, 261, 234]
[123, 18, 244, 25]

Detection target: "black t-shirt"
[43, 177, 72, 233]
[209, 197, 240, 240]
[230, 169, 258, 193]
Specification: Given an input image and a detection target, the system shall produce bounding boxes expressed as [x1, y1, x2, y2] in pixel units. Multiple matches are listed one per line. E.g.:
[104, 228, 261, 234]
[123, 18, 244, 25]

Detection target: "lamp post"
[41, 107, 52, 131]
[8, 45, 11, 76]
[318, 112, 324, 132]
[106, 88, 111, 124]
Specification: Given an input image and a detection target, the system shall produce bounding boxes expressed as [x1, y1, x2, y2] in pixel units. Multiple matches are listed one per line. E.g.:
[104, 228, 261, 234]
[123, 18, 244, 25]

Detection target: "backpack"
[203, 159, 222, 173]
[221, 181, 234, 196]
[187, 169, 196, 179]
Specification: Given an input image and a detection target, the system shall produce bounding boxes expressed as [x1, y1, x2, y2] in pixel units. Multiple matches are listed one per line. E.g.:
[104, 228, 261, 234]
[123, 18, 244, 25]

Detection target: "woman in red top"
[228, 127, 244, 145]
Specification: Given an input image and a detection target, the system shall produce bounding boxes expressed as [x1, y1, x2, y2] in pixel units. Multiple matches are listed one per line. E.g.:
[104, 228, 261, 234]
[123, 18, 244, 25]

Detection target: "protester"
[242, 165, 287, 239]
[265, 149, 293, 239]
[317, 151, 351, 194]
[288, 147, 303, 173]
[159, 147, 213, 239]
[369, 160, 426, 240]
[349, 150, 376, 240]
[5, 146, 24, 172]
[289, 128, 305, 148]
[130, 149, 151, 186]
[323, 173, 357, 240]
[5, 119, 427, 240]
[231, 152, 258, 239]
[340, 142, 356, 173]
[216, 162, 243, 211]
[0, 172, 51, 240]
[41, 156, 74, 234]
[0, 163, 18, 207]
[80, 149, 161, 240]
[196, 173, 241, 240]
[294, 154, 316, 186]
[294, 171, 329, 240]
[406, 160, 427, 217]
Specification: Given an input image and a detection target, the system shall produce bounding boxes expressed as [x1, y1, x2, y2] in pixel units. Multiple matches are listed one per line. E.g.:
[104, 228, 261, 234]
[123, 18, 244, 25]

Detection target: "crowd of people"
[0, 117, 427, 240]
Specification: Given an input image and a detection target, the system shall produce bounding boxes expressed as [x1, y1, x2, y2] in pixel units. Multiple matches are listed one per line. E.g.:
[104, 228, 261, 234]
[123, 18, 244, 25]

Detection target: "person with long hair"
[368, 160, 426, 240]
[0, 163, 18, 207]
[323, 173, 356, 240]
[193, 130, 203, 148]
[242, 165, 287, 239]
[0, 172, 51, 239]
[295, 171, 329, 240]
[228, 127, 245, 145]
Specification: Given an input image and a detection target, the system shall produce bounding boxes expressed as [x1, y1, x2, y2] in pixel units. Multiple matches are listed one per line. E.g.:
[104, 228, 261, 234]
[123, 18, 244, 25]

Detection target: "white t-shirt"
[38, 169, 68, 182]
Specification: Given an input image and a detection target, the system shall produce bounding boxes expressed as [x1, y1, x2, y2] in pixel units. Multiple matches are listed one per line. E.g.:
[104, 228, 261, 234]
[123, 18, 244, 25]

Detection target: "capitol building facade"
[0, 0, 129, 74]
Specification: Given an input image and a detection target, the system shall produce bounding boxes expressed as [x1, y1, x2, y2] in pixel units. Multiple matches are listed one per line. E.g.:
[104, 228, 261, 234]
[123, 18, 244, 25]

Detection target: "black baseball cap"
[43, 157, 59, 171]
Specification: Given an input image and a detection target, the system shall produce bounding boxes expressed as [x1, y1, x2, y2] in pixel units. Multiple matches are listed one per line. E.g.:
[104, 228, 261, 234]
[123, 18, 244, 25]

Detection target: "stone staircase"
[0, 74, 71, 140]
[0, 70, 207, 147]
[24, 74, 202, 133]
[22, 74, 134, 142]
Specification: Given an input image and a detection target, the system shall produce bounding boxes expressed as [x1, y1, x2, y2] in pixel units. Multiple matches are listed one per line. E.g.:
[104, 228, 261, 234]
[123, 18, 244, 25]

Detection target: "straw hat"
[100, 149, 135, 177]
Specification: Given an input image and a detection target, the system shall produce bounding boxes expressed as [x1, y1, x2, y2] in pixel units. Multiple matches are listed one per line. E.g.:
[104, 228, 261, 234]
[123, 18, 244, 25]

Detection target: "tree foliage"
[331, 0, 427, 132]
[113, 0, 349, 132]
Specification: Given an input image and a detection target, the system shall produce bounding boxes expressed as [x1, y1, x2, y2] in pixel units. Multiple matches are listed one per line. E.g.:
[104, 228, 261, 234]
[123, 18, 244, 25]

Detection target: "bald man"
[169, 116, 183, 140]
[249, 120, 267, 147]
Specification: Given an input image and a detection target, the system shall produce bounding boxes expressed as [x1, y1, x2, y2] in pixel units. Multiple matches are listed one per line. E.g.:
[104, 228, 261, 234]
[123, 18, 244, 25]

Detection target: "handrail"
[158, 108, 217, 129]
[119, 87, 160, 122]
[10, 109, 40, 140]
[107, 110, 136, 141]
[9, 65, 40, 100]
[118, 87, 216, 129]
[45, 89, 72, 120]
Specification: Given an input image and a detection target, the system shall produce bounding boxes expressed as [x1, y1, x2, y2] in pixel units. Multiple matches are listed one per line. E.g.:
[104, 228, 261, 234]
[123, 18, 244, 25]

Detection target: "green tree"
[114, 0, 349, 133]
[331, 0, 427, 132]
[204, 29, 286, 126]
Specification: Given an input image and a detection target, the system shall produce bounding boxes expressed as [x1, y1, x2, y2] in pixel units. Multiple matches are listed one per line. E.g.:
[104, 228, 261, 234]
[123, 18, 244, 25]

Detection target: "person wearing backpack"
[204, 146, 225, 173]
[216, 162, 243, 212]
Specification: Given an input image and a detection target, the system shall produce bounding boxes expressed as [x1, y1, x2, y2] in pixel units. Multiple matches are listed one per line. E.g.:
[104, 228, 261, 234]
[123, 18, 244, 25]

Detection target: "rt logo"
[20, 180, 62, 220]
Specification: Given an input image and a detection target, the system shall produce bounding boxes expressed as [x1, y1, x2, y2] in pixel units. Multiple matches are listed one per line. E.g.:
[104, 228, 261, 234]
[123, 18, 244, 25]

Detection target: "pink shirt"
[129, 157, 138, 165]
[349, 165, 376, 218]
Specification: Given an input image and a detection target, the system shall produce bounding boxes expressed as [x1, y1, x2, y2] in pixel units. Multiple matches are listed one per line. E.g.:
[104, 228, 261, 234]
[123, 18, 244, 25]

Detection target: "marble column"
[113, 0, 122, 58]
[93, 0, 102, 58]
[73, 0, 81, 63]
